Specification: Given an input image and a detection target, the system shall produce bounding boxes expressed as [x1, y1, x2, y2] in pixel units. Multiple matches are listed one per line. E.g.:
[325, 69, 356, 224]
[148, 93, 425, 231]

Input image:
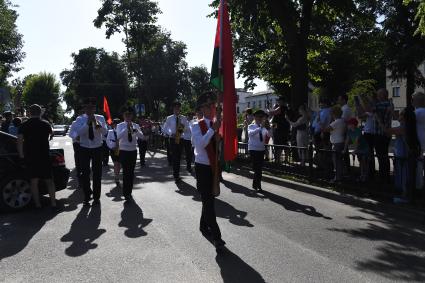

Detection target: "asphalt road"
[1, 135, 425, 283]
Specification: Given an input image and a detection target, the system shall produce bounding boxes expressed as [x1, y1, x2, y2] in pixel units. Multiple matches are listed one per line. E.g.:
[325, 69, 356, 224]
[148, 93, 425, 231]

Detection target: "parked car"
[53, 124, 67, 136]
[0, 131, 70, 212]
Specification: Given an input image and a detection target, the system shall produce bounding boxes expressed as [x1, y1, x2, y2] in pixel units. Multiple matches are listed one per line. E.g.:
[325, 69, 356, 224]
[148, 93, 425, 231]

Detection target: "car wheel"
[0, 177, 32, 212]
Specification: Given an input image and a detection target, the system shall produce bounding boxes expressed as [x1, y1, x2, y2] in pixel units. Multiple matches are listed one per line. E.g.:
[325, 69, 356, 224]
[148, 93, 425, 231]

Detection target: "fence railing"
[147, 134, 424, 192]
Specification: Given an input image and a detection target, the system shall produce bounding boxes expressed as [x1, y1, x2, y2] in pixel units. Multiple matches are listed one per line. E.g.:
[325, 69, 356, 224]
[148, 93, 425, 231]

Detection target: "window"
[259, 100, 262, 108]
[237, 107, 240, 114]
[247, 102, 250, 108]
[253, 101, 256, 108]
[392, 86, 400, 98]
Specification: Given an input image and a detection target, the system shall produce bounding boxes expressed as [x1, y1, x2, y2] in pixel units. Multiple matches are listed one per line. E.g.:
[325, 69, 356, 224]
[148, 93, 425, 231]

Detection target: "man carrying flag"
[192, 92, 225, 249]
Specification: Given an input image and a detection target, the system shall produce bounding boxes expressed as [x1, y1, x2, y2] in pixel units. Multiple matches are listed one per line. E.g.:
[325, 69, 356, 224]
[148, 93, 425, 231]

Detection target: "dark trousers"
[165, 138, 172, 165]
[170, 138, 183, 178]
[80, 146, 103, 201]
[183, 139, 193, 169]
[374, 135, 391, 180]
[119, 150, 137, 197]
[102, 141, 109, 165]
[364, 133, 375, 177]
[72, 142, 82, 187]
[250, 150, 264, 189]
[195, 163, 222, 241]
[137, 139, 148, 165]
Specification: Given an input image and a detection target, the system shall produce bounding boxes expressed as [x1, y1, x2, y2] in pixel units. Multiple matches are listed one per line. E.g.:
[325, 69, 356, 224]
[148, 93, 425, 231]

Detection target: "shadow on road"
[119, 201, 152, 238]
[329, 208, 425, 281]
[216, 247, 265, 283]
[61, 206, 106, 257]
[222, 179, 331, 220]
[0, 207, 58, 261]
[176, 181, 254, 227]
[105, 184, 124, 202]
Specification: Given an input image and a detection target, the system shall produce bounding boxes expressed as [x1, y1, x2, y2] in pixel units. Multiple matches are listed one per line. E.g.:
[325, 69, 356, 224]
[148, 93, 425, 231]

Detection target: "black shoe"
[83, 200, 91, 207]
[213, 239, 226, 249]
[175, 177, 182, 183]
[92, 199, 100, 206]
[124, 195, 133, 202]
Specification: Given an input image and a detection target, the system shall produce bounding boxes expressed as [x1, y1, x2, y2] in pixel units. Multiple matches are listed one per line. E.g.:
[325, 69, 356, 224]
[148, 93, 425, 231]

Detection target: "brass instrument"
[174, 120, 185, 144]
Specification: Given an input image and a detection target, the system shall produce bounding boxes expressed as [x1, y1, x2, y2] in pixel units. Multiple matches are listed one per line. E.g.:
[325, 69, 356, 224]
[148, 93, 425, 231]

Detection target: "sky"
[12, 0, 267, 92]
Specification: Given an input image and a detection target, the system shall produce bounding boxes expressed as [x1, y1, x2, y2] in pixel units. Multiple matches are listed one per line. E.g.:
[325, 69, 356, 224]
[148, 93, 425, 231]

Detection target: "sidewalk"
[231, 162, 425, 223]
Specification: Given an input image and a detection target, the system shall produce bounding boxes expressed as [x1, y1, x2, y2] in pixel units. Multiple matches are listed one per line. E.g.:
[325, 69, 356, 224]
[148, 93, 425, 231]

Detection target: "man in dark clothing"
[17, 104, 56, 208]
[270, 97, 290, 163]
[1, 111, 13, 133]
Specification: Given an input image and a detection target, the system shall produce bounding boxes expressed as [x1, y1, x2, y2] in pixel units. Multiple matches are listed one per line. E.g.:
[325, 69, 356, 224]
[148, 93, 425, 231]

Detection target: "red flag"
[211, 0, 237, 161]
[103, 96, 112, 125]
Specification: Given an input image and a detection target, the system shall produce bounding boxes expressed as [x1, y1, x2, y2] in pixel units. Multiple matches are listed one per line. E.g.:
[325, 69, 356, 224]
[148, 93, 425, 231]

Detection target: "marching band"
[66, 93, 266, 250]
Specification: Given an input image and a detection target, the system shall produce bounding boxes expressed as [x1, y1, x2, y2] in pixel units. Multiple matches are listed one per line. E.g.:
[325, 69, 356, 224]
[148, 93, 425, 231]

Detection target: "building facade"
[386, 64, 425, 111]
[236, 88, 253, 114]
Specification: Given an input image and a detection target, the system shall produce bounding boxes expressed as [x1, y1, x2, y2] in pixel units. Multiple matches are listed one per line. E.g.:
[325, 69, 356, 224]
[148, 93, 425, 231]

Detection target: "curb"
[231, 163, 425, 223]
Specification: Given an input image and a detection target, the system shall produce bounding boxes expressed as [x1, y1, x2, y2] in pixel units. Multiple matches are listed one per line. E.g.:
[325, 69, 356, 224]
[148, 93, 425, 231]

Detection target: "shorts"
[25, 156, 52, 179]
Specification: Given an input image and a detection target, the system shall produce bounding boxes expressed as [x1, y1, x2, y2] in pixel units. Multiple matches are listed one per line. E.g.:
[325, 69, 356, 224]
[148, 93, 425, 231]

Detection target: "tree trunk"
[289, 39, 309, 108]
[406, 68, 415, 108]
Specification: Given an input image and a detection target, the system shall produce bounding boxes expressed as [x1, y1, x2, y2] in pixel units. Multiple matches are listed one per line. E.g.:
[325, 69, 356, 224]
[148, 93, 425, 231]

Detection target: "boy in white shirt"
[248, 110, 271, 191]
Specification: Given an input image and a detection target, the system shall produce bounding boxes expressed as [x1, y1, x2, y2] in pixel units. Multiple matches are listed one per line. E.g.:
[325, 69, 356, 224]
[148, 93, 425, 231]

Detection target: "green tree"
[60, 47, 129, 118]
[211, 0, 383, 107]
[94, 0, 161, 110]
[22, 72, 61, 122]
[382, 0, 425, 107]
[0, 0, 25, 86]
[182, 65, 213, 110]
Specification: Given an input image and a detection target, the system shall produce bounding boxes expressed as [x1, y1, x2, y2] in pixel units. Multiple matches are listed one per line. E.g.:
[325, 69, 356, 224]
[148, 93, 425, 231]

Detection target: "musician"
[162, 101, 189, 183]
[248, 110, 271, 191]
[137, 115, 152, 167]
[69, 108, 84, 189]
[116, 107, 144, 201]
[268, 96, 290, 162]
[106, 118, 121, 186]
[191, 92, 225, 249]
[182, 112, 194, 173]
[73, 97, 108, 206]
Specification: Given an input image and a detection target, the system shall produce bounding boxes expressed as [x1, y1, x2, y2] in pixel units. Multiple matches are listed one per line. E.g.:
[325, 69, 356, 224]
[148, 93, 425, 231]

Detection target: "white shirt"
[106, 129, 118, 150]
[363, 112, 375, 134]
[248, 123, 270, 151]
[191, 118, 216, 166]
[415, 107, 425, 152]
[182, 117, 192, 141]
[162, 114, 189, 137]
[69, 118, 81, 143]
[341, 104, 353, 121]
[116, 121, 144, 151]
[330, 118, 346, 144]
[73, 114, 108, 148]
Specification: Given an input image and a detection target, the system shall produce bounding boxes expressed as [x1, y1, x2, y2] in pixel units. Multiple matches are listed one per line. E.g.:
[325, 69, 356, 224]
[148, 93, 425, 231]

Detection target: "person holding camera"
[73, 97, 108, 206]
[116, 107, 144, 201]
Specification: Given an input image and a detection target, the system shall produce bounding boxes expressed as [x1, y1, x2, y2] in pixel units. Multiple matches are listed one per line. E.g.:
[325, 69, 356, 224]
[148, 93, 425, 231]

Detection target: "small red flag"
[103, 96, 112, 125]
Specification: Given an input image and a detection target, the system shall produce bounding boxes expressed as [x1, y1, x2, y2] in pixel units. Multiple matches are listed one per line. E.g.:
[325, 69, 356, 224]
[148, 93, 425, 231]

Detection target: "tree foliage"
[382, 0, 425, 106]
[211, 0, 385, 106]
[22, 72, 61, 122]
[0, 0, 24, 85]
[60, 47, 129, 118]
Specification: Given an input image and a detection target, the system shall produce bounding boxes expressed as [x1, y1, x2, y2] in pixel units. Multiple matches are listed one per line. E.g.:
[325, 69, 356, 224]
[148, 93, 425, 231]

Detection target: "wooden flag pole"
[212, 103, 222, 197]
